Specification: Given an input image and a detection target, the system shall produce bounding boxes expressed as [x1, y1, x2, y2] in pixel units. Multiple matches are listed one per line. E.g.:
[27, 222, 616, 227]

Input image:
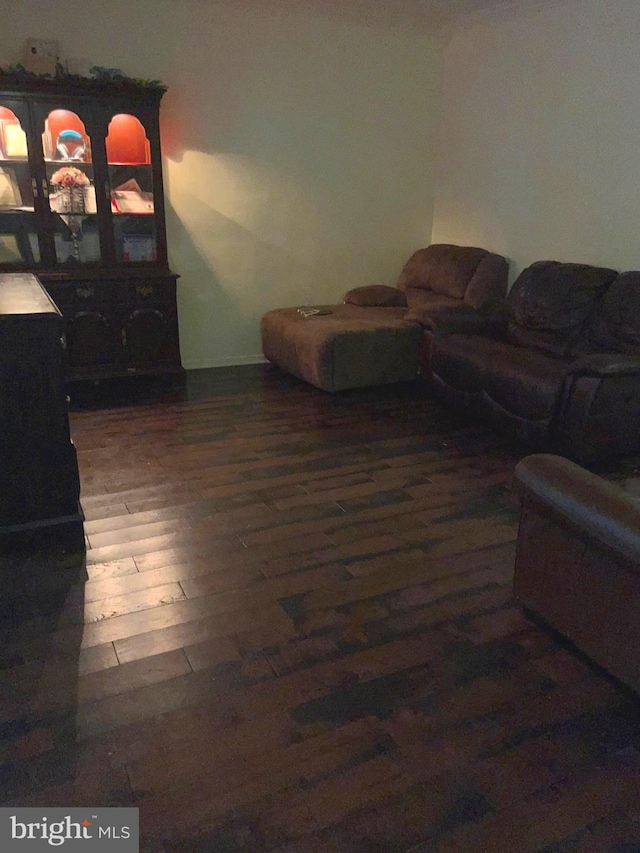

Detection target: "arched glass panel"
[107, 114, 156, 263]
[0, 106, 40, 265]
[43, 110, 100, 265]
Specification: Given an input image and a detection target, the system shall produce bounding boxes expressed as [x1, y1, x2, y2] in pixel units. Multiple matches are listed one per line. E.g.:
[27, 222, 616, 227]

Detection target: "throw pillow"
[344, 285, 407, 308]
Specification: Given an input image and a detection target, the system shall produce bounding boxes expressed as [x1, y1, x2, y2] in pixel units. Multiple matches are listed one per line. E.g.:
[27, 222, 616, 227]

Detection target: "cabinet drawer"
[125, 278, 177, 305]
[45, 282, 114, 314]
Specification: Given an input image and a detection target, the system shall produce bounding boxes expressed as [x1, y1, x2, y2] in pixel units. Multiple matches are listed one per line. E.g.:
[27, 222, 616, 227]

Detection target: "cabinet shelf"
[109, 161, 151, 167]
[45, 156, 93, 162]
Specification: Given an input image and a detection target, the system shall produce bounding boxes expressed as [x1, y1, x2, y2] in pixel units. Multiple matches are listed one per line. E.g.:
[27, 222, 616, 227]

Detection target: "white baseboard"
[181, 355, 268, 370]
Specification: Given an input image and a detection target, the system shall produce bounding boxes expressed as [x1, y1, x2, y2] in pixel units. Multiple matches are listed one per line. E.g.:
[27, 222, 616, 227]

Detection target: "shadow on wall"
[162, 169, 322, 369]
[158, 47, 438, 370]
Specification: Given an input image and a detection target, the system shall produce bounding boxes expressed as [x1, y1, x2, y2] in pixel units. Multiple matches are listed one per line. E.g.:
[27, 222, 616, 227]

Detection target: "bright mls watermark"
[1, 808, 139, 850]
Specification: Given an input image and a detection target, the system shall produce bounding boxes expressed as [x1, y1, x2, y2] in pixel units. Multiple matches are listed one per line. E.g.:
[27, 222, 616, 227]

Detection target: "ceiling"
[191, 1, 560, 31]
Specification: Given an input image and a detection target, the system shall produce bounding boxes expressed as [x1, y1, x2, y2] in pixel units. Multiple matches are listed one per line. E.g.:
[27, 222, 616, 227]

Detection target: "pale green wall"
[0, 0, 442, 367]
[432, 0, 640, 282]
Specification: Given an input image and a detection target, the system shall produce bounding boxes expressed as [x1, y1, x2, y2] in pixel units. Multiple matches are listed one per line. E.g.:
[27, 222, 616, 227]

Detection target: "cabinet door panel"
[121, 305, 179, 368]
[0, 100, 45, 267]
[67, 309, 116, 370]
[31, 103, 104, 267]
[105, 111, 158, 265]
[100, 104, 168, 267]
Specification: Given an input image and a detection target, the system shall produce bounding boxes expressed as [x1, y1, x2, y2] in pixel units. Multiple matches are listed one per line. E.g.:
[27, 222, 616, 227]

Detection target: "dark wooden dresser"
[0, 273, 84, 552]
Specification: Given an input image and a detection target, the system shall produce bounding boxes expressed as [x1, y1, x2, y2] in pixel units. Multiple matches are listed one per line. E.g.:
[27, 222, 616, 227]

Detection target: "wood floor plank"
[112, 601, 293, 664]
[85, 527, 247, 564]
[85, 558, 139, 581]
[81, 582, 187, 624]
[88, 518, 191, 549]
[78, 648, 193, 703]
[83, 505, 198, 535]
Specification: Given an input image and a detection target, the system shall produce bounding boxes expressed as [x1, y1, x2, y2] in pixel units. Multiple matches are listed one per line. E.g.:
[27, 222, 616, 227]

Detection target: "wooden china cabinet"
[0, 70, 181, 380]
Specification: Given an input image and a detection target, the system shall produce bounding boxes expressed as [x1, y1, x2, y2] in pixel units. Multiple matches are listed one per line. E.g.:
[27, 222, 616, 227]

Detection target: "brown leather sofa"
[513, 453, 640, 694]
[261, 244, 508, 392]
[424, 261, 640, 463]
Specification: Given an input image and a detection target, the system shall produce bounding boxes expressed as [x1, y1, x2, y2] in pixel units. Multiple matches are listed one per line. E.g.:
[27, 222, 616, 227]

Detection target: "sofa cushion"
[344, 285, 407, 308]
[506, 261, 617, 358]
[431, 334, 494, 395]
[575, 271, 640, 357]
[432, 334, 570, 421]
[397, 245, 489, 302]
[483, 345, 571, 421]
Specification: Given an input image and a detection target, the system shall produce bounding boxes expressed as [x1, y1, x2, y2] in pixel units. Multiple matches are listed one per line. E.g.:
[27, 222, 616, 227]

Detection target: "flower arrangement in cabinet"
[51, 165, 89, 200]
[50, 166, 90, 259]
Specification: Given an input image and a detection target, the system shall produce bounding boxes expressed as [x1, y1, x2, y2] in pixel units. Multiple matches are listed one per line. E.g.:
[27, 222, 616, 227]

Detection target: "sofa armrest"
[514, 453, 640, 562]
[553, 367, 640, 463]
[567, 353, 640, 378]
[343, 285, 408, 308]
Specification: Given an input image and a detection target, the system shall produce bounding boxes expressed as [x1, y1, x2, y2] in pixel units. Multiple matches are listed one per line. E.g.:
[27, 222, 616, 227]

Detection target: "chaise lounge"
[261, 244, 509, 392]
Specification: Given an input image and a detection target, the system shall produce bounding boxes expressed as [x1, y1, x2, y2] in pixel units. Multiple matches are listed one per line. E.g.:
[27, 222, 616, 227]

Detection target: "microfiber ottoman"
[261, 304, 422, 392]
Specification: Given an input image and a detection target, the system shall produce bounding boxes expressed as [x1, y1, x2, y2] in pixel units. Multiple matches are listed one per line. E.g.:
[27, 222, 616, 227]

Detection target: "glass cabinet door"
[0, 104, 41, 266]
[42, 108, 101, 265]
[106, 114, 157, 264]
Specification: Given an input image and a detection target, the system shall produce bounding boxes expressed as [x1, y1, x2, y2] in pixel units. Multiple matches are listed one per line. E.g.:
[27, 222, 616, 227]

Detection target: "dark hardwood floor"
[1, 364, 639, 852]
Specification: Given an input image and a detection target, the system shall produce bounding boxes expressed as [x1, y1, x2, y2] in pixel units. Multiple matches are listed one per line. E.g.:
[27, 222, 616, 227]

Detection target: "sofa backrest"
[574, 271, 640, 357]
[506, 261, 617, 358]
[396, 244, 508, 310]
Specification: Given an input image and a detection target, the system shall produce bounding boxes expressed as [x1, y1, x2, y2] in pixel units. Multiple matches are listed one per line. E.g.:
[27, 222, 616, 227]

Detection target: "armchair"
[513, 453, 640, 694]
